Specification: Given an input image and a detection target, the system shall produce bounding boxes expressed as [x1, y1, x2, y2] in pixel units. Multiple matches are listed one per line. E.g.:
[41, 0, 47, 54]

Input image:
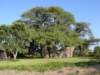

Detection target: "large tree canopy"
[0, 6, 99, 59]
[22, 7, 75, 27]
[21, 7, 95, 57]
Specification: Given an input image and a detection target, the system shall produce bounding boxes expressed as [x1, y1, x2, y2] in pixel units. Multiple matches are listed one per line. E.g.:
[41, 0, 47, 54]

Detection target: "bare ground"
[0, 65, 100, 75]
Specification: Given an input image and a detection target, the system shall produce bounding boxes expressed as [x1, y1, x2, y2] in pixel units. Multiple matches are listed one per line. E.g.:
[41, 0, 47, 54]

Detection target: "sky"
[0, 0, 100, 38]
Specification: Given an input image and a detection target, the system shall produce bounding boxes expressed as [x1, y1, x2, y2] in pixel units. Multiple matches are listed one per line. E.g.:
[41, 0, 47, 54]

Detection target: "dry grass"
[0, 66, 100, 75]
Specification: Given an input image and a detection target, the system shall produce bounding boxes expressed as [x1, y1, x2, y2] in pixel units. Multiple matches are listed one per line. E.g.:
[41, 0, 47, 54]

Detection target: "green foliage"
[94, 46, 100, 57]
[0, 21, 36, 57]
[22, 7, 93, 49]
[22, 6, 75, 26]
[0, 6, 97, 59]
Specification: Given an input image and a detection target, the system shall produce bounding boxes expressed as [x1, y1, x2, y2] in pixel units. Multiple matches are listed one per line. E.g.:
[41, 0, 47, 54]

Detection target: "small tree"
[94, 46, 100, 57]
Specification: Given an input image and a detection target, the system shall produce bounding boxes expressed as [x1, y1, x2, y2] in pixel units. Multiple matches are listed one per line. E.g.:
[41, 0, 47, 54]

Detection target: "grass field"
[0, 57, 99, 71]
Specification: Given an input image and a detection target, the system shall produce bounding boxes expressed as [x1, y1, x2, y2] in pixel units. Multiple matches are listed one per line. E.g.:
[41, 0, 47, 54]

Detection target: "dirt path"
[0, 66, 100, 75]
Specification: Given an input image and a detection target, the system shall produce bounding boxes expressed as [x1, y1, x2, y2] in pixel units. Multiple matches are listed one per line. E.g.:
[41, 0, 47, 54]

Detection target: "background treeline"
[0, 7, 100, 59]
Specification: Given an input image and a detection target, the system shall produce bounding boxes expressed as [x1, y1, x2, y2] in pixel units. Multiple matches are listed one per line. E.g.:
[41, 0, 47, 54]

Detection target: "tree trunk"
[70, 47, 74, 57]
[12, 51, 18, 60]
[64, 46, 74, 58]
[4, 52, 7, 59]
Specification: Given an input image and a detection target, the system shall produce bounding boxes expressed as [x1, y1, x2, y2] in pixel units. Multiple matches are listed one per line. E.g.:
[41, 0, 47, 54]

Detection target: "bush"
[94, 46, 100, 62]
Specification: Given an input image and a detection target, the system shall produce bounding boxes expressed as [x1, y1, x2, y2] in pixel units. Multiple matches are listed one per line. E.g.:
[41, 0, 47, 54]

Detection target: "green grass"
[0, 57, 99, 71]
